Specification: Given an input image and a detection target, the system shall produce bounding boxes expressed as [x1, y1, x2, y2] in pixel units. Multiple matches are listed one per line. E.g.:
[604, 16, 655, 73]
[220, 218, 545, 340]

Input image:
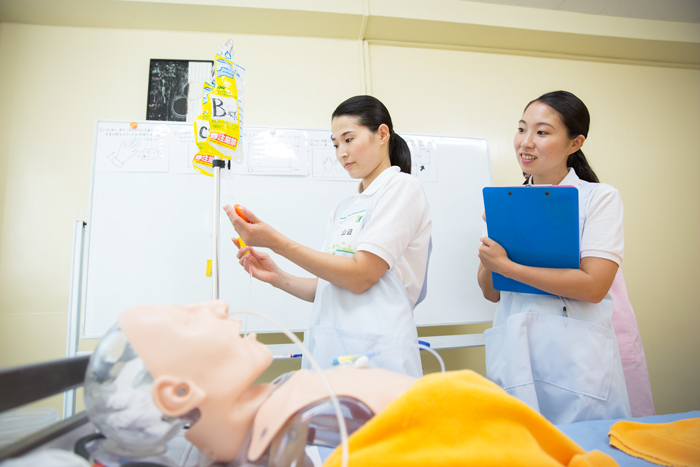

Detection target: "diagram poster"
[95, 121, 170, 173]
[147, 59, 213, 122]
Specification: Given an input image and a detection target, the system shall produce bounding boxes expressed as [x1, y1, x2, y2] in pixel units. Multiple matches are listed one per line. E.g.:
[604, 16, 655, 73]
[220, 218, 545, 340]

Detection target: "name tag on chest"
[327, 210, 367, 255]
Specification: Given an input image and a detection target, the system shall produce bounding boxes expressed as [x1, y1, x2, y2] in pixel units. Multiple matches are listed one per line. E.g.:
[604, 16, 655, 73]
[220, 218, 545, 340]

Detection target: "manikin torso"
[239, 367, 414, 466]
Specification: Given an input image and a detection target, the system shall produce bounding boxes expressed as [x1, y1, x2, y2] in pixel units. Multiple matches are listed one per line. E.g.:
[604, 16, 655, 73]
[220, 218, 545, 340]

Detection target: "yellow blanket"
[609, 418, 700, 467]
[323, 370, 616, 467]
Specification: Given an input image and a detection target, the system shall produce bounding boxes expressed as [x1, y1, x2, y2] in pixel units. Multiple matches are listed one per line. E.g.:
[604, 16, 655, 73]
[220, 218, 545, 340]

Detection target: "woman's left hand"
[478, 237, 511, 276]
[223, 205, 282, 250]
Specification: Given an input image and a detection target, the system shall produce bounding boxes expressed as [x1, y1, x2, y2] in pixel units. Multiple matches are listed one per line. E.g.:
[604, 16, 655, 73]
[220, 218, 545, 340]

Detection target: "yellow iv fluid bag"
[193, 80, 222, 176]
[207, 54, 240, 157]
[192, 42, 245, 176]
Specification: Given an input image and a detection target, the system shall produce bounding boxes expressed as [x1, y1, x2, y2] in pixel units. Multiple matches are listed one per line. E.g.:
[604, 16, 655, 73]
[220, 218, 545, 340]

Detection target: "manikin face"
[514, 102, 583, 185]
[118, 301, 273, 461]
[120, 301, 271, 379]
[331, 115, 391, 188]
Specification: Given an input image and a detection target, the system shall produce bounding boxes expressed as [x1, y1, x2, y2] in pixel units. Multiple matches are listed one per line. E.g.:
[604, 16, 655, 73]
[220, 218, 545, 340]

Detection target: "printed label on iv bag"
[209, 131, 238, 149]
[208, 94, 240, 154]
[211, 95, 239, 126]
[195, 118, 210, 144]
[195, 153, 215, 165]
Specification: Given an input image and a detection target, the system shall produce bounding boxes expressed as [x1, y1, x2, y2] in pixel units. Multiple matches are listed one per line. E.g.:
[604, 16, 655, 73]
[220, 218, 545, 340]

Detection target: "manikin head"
[83, 325, 189, 458]
[117, 300, 273, 461]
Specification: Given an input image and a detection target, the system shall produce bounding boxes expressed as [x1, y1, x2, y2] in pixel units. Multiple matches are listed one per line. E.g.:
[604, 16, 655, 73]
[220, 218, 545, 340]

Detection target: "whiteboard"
[82, 120, 496, 338]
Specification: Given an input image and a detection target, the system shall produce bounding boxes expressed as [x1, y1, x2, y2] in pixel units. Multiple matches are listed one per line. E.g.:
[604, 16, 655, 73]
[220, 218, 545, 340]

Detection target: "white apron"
[301, 193, 428, 378]
[484, 181, 631, 424]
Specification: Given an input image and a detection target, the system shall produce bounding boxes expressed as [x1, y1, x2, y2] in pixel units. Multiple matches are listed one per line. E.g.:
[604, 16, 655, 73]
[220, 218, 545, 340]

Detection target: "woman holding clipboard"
[477, 91, 652, 424]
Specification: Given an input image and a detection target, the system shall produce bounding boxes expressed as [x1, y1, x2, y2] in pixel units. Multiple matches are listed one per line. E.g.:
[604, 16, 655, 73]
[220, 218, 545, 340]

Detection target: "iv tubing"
[243, 269, 252, 337]
[338, 344, 445, 373]
[227, 309, 349, 467]
[418, 344, 445, 373]
[179, 441, 194, 466]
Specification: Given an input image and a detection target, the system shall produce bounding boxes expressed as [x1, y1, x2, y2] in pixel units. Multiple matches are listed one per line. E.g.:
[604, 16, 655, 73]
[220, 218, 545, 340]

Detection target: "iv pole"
[211, 156, 227, 300]
[211, 39, 235, 300]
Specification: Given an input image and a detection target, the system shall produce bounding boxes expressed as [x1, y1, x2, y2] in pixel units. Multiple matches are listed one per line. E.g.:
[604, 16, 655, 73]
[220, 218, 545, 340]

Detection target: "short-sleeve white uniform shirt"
[325, 166, 432, 305]
[556, 168, 624, 265]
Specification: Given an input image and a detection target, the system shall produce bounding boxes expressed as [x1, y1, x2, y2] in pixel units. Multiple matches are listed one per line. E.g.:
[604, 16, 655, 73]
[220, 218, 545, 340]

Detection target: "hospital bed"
[0, 355, 198, 465]
[0, 355, 696, 466]
[558, 411, 700, 467]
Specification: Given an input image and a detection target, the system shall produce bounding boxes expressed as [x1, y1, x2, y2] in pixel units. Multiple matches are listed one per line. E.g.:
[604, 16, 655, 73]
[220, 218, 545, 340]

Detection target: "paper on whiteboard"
[309, 132, 437, 182]
[169, 125, 199, 174]
[238, 129, 308, 175]
[234, 64, 246, 128]
[406, 135, 438, 183]
[95, 122, 170, 173]
[309, 133, 354, 181]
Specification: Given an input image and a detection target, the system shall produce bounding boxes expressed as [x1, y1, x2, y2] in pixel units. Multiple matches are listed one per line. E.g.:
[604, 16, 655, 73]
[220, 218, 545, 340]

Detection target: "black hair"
[332, 95, 411, 174]
[524, 90, 599, 184]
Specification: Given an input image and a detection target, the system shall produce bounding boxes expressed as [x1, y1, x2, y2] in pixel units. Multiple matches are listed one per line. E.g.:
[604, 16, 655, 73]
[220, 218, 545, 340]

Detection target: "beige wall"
[1, 16, 698, 418]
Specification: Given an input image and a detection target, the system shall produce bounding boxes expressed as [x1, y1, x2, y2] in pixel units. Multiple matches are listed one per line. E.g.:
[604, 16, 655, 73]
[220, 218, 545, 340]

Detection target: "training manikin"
[89, 300, 416, 465]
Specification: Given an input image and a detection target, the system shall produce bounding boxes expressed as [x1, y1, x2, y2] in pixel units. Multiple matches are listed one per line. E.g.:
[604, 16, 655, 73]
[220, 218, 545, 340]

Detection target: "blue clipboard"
[482, 186, 579, 295]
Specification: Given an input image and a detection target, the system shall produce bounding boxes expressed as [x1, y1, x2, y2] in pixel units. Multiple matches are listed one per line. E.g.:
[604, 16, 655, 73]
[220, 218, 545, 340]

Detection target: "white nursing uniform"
[485, 168, 632, 424]
[302, 166, 432, 378]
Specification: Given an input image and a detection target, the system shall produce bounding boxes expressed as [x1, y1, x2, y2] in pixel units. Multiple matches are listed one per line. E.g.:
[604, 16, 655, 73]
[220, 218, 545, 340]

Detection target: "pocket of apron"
[497, 312, 615, 401]
[309, 325, 406, 373]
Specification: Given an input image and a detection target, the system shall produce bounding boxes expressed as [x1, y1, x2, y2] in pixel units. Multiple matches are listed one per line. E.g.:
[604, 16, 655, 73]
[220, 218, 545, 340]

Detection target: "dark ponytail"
[332, 95, 411, 174]
[525, 91, 600, 183]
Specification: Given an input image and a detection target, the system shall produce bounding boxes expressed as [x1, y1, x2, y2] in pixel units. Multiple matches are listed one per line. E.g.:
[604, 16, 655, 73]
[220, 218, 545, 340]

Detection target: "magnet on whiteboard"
[206, 259, 212, 277]
[130, 122, 137, 129]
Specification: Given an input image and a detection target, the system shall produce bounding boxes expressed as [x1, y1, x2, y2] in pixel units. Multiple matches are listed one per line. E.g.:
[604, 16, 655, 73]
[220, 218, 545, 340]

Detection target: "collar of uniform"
[558, 167, 581, 187]
[357, 166, 400, 196]
[527, 167, 581, 187]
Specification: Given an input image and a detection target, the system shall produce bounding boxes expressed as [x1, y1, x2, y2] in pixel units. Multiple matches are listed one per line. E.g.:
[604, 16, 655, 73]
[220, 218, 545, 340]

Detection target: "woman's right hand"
[234, 238, 282, 286]
[224, 204, 285, 251]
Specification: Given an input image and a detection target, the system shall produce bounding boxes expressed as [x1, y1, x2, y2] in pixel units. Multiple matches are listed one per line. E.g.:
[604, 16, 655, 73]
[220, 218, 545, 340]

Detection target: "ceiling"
[0, 0, 698, 68]
[461, 0, 700, 23]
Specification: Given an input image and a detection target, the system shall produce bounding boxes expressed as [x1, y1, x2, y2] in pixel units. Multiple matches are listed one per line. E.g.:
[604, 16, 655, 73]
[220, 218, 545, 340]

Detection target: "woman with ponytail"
[226, 95, 431, 377]
[477, 91, 652, 423]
